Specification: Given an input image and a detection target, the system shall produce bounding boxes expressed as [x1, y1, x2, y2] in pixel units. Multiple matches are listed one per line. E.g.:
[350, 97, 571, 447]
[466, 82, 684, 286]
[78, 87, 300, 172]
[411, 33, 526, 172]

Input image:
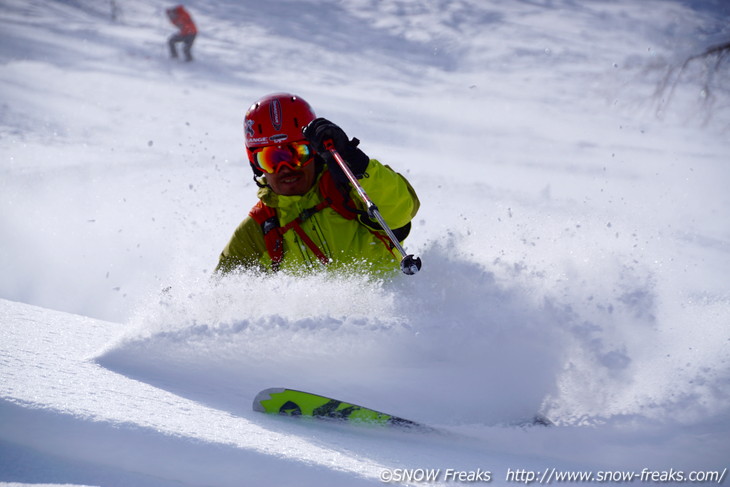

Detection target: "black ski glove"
[303, 118, 369, 183]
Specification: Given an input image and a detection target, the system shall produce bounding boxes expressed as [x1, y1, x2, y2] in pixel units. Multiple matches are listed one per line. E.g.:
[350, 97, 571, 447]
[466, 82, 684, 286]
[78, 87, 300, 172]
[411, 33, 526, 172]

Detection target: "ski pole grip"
[324, 139, 365, 195]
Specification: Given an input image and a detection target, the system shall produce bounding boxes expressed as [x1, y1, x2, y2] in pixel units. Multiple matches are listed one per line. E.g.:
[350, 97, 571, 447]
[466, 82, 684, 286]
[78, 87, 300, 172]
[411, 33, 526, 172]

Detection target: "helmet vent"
[293, 118, 299, 128]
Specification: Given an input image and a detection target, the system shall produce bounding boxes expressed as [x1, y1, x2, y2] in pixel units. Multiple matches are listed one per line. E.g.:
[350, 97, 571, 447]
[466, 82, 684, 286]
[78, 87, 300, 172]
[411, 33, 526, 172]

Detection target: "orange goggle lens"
[252, 141, 314, 174]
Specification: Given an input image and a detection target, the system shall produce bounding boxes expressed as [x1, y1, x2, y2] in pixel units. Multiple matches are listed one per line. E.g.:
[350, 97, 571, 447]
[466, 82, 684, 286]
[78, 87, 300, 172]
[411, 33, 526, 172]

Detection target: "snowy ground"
[1, 0, 729, 485]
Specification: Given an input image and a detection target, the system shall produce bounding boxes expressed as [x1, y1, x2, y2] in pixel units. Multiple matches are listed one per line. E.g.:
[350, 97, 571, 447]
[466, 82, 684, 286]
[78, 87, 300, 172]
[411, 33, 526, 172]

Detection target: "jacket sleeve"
[354, 158, 420, 231]
[215, 216, 267, 274]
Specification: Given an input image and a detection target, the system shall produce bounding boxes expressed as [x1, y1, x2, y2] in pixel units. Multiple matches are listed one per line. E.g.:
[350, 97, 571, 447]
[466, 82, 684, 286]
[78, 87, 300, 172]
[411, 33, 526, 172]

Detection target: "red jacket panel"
[167, 6, 197, 36]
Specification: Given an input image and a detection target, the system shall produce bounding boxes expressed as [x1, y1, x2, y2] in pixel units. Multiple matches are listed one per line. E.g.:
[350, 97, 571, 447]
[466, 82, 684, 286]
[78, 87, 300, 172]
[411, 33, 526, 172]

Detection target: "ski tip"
[252, 387, 286, 412]
[510, 414, 554, 428]
[388, 415, 424, 429]
[532, 414, 554, 427]
[389, 417, 437, 433]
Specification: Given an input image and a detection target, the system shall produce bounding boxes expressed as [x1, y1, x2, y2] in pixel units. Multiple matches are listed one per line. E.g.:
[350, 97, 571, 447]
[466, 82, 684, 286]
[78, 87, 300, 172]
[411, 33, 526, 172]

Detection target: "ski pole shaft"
[324, 140, 422, 275]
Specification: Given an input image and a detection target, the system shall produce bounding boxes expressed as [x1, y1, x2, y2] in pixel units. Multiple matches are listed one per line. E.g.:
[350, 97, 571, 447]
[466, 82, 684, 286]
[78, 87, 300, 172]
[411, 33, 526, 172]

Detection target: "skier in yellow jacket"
[216, 93, 420, 275]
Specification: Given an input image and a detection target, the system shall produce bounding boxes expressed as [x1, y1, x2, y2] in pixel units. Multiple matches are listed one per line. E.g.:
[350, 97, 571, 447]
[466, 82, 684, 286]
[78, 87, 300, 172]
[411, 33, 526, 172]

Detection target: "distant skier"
[215, 93, 420, 275]
[166, 5, 197, 62]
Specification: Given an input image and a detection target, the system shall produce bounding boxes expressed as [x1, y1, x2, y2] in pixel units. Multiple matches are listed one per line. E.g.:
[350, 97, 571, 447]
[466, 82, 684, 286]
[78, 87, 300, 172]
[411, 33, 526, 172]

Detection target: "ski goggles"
[251, 141, 315, 174]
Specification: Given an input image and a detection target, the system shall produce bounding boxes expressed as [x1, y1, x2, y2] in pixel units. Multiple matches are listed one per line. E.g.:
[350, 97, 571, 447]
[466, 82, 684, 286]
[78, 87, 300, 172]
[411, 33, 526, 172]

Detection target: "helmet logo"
[269, 133, 288, 143]
[245, 119, 255, 138]
[270, 99, 282, 131]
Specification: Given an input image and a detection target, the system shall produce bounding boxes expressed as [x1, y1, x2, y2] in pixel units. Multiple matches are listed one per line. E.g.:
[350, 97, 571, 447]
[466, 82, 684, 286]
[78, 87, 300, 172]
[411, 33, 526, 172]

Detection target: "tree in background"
[652, 40, 729, 125]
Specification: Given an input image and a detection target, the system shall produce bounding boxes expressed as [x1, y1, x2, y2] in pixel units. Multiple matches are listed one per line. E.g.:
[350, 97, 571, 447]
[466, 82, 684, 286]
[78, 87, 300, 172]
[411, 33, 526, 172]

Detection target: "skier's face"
[264, 162, 317, 196]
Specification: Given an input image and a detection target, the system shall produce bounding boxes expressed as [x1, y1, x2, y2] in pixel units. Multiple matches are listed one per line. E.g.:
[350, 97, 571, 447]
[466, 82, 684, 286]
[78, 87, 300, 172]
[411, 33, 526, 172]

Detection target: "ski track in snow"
[1, 0, 729, 485]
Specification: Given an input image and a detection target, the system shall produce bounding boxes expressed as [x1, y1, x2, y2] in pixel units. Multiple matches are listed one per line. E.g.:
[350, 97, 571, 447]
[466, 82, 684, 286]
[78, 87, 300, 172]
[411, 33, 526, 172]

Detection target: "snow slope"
[1, 0, 729, 485]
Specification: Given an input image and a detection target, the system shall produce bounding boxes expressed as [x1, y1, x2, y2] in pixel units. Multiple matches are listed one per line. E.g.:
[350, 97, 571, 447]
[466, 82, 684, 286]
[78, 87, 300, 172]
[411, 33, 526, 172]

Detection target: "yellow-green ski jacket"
[216, 159, 419, 275]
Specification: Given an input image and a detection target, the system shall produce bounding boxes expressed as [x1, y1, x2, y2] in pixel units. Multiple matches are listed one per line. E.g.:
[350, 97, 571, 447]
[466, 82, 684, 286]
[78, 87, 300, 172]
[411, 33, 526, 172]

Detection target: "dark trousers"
[168, 33, 196, 61]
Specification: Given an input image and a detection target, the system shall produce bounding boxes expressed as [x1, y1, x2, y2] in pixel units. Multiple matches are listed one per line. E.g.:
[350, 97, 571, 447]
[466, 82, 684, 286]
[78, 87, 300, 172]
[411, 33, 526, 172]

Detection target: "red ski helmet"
[244, 93, 317, 176]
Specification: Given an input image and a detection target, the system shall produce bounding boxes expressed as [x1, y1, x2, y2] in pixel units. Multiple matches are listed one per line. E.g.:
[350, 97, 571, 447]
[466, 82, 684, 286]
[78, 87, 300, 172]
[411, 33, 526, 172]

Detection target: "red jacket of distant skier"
[167, 6, 197, 36]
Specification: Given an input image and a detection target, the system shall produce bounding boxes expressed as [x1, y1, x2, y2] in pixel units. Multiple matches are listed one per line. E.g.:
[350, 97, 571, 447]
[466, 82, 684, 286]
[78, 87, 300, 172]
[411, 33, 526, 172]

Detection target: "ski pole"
[324, 139, 422, 275]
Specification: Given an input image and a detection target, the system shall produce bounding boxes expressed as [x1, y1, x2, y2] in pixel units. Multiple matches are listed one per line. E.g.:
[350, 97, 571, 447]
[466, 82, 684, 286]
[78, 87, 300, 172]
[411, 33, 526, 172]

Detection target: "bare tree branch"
[652, 41, 729, 124]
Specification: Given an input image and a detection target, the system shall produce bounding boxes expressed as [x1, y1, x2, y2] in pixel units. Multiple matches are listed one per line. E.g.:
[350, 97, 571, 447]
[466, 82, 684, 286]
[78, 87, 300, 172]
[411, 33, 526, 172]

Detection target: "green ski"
[252, 387, 423, 428]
